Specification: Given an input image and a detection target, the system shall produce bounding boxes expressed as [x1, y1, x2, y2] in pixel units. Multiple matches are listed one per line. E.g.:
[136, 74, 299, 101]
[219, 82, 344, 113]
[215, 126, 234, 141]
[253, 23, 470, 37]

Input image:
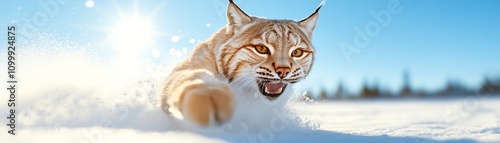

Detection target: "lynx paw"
[180, 83, 234, 126]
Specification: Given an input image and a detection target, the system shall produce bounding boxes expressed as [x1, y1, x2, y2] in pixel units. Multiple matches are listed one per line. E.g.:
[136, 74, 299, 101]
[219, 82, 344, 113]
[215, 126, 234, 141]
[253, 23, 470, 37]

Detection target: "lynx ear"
[299, 1, 324, 34]
[227, 0, 251, 34]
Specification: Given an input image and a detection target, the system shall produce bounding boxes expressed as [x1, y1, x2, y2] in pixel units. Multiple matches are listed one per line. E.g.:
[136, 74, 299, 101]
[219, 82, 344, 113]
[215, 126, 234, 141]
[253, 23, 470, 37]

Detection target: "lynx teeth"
[265, 86, 283, 94]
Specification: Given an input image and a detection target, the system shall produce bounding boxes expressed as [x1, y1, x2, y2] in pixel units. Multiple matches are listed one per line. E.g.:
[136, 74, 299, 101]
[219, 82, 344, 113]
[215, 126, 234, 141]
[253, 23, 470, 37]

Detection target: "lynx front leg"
[180, 81, 234, 126]
[161, 70, 234, 126]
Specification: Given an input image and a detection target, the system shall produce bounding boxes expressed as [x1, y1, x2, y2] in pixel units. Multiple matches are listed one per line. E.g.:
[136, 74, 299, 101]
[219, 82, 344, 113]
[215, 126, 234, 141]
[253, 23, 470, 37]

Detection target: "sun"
[108, 16, 153, 55]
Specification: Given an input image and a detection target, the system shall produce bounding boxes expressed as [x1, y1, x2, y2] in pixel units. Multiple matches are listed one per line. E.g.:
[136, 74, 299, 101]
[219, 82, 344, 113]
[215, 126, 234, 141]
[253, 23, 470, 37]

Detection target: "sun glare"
[108, 16, 153, 55]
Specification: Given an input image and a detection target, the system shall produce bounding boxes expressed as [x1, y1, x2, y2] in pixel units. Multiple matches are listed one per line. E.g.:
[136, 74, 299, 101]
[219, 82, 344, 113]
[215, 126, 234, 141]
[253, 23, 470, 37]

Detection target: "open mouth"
[258, 82, 288, 98]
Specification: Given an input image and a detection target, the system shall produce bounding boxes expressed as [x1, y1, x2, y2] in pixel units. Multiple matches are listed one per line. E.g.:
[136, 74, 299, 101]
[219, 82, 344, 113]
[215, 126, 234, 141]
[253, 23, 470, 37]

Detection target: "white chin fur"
[225, 85, 297, 131]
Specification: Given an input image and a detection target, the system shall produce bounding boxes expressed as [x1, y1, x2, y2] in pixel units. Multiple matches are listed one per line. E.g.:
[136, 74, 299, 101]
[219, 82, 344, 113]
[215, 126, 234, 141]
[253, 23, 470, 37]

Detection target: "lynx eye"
[291, 48, 304, 57]
[255, 45, 269, 54]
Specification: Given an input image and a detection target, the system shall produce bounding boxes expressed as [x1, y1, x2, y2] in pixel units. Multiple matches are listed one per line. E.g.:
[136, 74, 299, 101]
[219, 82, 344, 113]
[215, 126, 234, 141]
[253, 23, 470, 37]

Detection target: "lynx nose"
[275, 67, 291, 78]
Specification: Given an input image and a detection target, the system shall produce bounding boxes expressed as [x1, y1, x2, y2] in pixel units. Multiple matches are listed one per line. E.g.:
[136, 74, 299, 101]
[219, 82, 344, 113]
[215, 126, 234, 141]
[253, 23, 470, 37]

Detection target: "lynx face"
[218, 1, 321, 100]
[159, 0, 322, 126]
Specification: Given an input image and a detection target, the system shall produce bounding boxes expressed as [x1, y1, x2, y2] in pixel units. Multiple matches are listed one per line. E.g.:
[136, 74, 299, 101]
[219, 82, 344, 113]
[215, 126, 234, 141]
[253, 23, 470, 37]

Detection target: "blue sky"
[2, 0, 499, 94]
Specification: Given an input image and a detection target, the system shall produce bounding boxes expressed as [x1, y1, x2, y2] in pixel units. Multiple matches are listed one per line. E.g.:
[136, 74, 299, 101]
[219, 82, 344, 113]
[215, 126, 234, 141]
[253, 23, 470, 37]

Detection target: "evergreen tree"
[480, 77, 499, 95]
[319, 89, 329, 101]
[400, 70, 414, 97]
[333, 82, 346, 99]
[360, 83, 379, 98]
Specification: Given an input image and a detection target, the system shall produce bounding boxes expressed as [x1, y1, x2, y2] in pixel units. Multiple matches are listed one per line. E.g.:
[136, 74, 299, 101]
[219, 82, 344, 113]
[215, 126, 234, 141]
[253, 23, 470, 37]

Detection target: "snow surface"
[1, 43, 499, 143]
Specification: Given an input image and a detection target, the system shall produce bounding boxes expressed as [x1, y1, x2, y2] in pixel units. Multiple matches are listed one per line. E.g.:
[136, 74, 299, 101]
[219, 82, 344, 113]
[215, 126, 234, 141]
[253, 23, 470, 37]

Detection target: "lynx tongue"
[265, 82, 285, 94]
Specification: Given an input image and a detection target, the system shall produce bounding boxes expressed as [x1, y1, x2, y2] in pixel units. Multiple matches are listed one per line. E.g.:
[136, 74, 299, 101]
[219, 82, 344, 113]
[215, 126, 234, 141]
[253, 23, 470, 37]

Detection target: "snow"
[3, 96, 499, 142]
[171, 35, 180, 43]
[302, 99, 500, 142]
[1, 46, 499, 143]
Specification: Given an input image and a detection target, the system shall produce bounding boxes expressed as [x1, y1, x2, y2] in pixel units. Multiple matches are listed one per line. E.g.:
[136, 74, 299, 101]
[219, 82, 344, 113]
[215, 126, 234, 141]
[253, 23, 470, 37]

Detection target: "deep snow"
[2, 95, 499, 143]
[1, 42, 499, 143]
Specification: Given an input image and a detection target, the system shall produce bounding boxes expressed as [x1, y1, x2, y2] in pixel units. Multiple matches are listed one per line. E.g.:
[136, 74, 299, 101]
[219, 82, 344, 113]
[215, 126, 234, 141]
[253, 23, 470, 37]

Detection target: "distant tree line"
[305, 72, 500, 101]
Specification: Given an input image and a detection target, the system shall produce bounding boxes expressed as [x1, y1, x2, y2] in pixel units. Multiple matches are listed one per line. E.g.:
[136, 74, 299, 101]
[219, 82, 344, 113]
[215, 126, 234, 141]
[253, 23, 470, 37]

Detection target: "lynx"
[159, 0, 322, 127]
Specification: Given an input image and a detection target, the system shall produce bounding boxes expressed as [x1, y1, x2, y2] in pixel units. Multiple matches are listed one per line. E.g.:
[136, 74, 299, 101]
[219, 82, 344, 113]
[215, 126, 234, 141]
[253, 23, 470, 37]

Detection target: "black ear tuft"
[226, 0, 252, 34]
[299, 1, 324, 34]
[300, 1, 324, 23]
